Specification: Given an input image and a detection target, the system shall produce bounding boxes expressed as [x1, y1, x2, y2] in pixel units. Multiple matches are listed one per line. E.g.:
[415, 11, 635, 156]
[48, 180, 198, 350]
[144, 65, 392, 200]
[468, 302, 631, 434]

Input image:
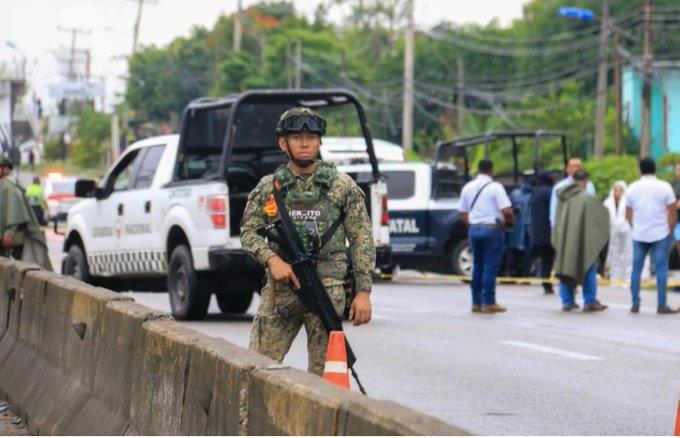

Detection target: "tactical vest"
[271, 162, 347, 280]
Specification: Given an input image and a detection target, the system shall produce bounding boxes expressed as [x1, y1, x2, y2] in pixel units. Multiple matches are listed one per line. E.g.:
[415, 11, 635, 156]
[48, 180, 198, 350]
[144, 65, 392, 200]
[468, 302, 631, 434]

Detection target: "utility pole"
[127, 0, 158, 54]
[340, 50, 349, 135]
[57, 26, 91, 80]
[111, 113, 120, 166]
[258, 34, 266, 66]
[456, 58, 465, 135]
[593, 0, 609, 158]
[402, 0, 415, 151]
[285, 38, 292, 89]
[85, 49, 91, 80]
[233, 0, 242, 53]
[613, 31, 623, 155]
[294, 37, 302, 90]
[640, 0, 653, 157]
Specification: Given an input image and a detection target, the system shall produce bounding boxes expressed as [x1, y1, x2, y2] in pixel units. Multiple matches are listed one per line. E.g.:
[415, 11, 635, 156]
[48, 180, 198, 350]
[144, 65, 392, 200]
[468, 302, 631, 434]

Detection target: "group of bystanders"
[458, 156, 680, 315]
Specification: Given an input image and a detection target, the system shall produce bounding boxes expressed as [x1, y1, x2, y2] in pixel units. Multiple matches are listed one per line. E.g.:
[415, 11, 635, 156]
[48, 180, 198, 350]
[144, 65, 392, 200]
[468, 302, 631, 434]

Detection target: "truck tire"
[62, 245, 92, 283]
[216, 291, 254, 314]
[449, 239, 473, 276]
[63, 245, 92, 283]
[168, 245, 210, 320]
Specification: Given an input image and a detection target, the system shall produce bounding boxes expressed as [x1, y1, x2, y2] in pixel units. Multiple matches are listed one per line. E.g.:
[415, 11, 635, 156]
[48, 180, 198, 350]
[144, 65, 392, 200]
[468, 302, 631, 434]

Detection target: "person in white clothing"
[458, 159, 514, 314]
[603, 181, 632, 282]
[625, 157, 679, 314]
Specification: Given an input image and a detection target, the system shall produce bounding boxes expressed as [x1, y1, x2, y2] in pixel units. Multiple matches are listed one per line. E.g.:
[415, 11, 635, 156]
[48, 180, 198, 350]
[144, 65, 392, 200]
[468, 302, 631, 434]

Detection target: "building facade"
[622, 62, 680, 160]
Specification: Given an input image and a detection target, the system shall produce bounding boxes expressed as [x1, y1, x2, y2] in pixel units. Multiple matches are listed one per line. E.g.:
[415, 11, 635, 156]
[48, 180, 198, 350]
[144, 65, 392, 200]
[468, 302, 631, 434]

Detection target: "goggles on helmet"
[276, 113, 327, 136]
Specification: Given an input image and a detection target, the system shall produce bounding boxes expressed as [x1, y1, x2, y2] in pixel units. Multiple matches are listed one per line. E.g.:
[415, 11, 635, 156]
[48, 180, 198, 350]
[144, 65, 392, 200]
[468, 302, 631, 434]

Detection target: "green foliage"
[43, 137, 63, 160]
[122, 0, 680, 152]
[659, 153, 680, 167]
[582, 154, 640, 199]
[126, 27, 213, 124]
[403, 147, 421, 162]
[71, 108, 111, 168]
[212, 52, 267, 94]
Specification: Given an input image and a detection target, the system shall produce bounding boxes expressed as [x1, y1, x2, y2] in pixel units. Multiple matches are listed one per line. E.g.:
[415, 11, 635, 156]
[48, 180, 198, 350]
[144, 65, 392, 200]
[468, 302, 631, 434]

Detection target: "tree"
[126, 27, 213, 124]
[70, 107, 111, 168]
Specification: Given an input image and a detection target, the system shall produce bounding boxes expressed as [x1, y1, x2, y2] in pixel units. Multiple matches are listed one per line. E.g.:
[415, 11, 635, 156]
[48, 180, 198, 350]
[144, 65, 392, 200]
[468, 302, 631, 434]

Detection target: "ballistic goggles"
[276, 107, 327, 136]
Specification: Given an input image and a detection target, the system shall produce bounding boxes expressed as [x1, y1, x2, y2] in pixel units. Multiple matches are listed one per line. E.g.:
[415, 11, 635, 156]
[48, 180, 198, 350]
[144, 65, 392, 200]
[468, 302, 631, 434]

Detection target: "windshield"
[50, 180, 76, 193]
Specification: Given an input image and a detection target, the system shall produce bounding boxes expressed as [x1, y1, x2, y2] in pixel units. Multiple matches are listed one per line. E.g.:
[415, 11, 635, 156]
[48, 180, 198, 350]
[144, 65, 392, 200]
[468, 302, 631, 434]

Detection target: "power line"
[413, 89, 587, 116]
[427, 10, 646, 57]
[440, 6, 641, 47]
[426, 28, 601, 57]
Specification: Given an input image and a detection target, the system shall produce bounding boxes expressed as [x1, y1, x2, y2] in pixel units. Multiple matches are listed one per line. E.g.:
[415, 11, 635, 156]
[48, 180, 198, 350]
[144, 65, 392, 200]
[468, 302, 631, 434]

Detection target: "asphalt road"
[45, 232, 680, 435]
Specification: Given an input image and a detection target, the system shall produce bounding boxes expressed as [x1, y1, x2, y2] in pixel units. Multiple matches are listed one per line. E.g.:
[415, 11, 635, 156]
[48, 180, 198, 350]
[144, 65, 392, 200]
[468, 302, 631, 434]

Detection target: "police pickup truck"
[61, 89, 391, 320]
[344, 131, 568, 276]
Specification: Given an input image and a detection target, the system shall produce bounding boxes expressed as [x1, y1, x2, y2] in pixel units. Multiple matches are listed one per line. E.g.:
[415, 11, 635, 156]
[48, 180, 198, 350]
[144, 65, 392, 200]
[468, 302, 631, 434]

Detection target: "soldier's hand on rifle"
[349, 291, 372, 326]
[267, 255, 301, 289]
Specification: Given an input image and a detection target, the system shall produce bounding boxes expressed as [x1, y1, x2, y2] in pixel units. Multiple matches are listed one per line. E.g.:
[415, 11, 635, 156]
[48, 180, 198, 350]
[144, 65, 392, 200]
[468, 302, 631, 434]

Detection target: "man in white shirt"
[550, 156, 596, 228]
[458, 159, 514, 313]
[625, 157, 679, 314]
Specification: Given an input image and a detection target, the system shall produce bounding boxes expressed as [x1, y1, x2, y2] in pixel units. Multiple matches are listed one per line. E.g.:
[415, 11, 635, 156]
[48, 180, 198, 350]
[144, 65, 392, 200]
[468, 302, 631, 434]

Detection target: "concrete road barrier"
[129, 319, 205, 435]
[181, 337, 276, 435]
[93, 300, 169, 424]
[0, 257, 470, 436]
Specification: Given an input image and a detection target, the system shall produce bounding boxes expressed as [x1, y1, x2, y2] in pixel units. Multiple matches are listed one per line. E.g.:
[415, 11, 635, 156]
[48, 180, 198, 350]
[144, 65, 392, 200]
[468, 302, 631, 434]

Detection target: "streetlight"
[557, 7, 595, 21]
[558, 5, 607, 158]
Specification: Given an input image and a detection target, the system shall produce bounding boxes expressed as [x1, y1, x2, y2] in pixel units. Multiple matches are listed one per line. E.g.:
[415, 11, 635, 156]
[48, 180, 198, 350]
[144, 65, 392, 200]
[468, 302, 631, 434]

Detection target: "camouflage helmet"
[276, 107, 327, 136]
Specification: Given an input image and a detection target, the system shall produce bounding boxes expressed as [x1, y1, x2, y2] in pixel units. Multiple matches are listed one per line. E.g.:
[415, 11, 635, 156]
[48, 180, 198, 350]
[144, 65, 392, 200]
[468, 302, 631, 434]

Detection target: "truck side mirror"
[74, 179, 98, 198]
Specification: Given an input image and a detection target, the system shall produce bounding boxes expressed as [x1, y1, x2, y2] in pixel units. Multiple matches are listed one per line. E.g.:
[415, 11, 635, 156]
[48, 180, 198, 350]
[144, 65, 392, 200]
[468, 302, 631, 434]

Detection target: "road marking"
[502, 340, 603, 361]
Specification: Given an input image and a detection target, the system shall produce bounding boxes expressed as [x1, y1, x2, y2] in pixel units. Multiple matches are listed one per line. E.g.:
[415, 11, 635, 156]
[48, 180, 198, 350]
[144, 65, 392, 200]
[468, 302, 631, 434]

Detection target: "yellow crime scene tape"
[43, 225, 680, 289]
[377, 272, 680, 288]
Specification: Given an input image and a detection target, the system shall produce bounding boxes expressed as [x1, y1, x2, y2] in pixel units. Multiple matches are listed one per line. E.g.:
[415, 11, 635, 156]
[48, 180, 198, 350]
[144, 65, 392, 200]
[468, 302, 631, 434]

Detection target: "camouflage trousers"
[249, 278, 345, 376]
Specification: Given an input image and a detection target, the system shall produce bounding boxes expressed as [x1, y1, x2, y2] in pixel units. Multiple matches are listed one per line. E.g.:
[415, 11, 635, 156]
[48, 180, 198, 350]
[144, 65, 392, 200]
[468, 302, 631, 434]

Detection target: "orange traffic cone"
[322, 331, 350, 389]
[674, 400, 680, 436]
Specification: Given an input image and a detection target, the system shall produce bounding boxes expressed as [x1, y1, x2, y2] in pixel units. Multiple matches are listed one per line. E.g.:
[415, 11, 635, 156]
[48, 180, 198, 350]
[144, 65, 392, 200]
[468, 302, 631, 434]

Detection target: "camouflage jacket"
[240, 161, 375, 292]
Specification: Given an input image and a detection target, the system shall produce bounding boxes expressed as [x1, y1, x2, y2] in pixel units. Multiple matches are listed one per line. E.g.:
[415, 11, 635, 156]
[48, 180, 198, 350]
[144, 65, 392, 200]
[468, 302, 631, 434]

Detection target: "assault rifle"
[257, 186, 367, 395]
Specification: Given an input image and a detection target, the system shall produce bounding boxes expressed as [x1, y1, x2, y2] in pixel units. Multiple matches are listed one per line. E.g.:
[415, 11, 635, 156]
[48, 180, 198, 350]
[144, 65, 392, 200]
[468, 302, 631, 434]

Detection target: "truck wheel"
[63, 245, 92, 283]
[449, 239, 473, 276]
[168, 245, 210, 320]
[216, 291, 254, 314]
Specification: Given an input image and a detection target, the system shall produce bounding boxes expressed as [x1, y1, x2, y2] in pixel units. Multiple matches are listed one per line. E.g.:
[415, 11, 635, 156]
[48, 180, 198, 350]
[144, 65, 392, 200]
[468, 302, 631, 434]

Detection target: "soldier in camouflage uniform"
[240, 107, 375, 375]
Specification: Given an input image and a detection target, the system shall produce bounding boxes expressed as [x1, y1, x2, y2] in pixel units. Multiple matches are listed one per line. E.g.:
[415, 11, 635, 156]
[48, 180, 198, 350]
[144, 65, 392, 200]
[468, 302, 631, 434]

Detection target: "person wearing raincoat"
[0, 157, 53, 271]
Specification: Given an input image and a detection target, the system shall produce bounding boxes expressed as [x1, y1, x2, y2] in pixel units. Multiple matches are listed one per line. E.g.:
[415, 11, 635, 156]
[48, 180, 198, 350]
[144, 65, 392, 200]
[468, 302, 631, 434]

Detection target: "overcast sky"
[0, 0, 530, 113]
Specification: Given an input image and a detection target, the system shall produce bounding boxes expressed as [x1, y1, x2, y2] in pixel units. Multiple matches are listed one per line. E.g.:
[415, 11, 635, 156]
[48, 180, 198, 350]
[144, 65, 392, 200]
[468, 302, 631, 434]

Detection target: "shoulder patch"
[248, 175, 274, 200]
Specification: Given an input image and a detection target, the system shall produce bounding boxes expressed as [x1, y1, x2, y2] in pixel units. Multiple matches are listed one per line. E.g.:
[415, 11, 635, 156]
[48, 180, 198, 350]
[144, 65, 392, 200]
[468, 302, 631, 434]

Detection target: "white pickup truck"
[61, 89, 392, 320]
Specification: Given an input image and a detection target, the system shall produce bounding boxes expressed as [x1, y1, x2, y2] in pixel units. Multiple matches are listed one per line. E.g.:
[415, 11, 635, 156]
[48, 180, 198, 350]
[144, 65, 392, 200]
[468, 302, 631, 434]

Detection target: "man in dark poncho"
[0, 157, 53, 270]
[552, 170, 608, 312]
